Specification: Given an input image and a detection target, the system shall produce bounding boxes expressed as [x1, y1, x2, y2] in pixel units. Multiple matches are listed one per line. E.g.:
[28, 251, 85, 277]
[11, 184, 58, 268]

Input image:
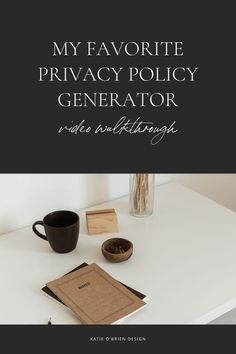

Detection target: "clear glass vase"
[129, 174, 155, 217]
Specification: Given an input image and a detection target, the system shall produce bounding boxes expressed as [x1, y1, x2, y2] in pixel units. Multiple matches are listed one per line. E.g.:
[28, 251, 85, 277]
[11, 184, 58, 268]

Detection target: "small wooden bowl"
[101, 238, 133, 263]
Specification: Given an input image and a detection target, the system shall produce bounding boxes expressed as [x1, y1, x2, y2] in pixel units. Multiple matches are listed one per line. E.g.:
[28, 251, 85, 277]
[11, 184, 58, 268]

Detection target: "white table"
[1, 182, 236, 324]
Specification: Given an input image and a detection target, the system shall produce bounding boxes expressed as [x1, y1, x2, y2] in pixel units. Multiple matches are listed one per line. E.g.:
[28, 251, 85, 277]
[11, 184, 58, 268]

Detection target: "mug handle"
[32, 221, 47, 241]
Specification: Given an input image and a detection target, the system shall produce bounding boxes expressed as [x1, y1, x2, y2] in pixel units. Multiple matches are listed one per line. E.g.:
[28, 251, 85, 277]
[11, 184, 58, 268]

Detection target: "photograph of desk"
[1, 182, 236, 324]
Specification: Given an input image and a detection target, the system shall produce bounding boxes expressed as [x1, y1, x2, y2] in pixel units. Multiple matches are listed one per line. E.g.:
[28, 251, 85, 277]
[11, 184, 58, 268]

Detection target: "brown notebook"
[46, 263, 146, 324]
[42, 262, 147, 303]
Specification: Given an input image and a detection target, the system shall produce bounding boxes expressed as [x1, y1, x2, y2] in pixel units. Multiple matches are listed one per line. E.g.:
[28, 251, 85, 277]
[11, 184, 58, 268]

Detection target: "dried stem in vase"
[133, 174, 149, 213]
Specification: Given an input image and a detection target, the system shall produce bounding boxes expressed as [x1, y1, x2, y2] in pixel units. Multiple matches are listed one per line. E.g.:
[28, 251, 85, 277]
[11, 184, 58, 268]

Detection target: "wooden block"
[86, 208, 118, 235]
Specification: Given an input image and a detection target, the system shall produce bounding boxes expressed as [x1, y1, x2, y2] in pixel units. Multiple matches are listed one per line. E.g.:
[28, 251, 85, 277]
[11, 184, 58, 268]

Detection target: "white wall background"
[0, 174, 236, 235]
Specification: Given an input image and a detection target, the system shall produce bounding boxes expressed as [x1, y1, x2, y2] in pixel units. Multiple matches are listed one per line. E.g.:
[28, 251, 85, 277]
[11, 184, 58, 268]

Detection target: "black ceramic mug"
[32, 210, 79, 253]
